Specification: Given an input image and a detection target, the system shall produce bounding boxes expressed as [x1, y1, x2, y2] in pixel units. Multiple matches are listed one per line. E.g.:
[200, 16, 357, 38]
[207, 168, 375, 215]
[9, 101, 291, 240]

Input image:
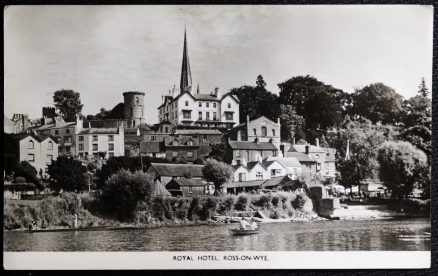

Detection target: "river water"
[3, 218, 430, 251]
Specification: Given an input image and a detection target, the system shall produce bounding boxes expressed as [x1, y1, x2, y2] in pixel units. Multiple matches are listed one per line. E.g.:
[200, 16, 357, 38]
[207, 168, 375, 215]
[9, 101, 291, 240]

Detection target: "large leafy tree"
[278, 75, 345, 134]
[202, 159, 233, 196]
[100, 170, 153, 220]
[47, 156, 88, 192]
[377, 141, 428, 199]
[351, 83, 403, 125]
[53, 90, 83, 122]
[87, 103, 125, 121]
[230, 75, 280, 123]
[14, 161, 42, 189]
[279, 104, 305, 142]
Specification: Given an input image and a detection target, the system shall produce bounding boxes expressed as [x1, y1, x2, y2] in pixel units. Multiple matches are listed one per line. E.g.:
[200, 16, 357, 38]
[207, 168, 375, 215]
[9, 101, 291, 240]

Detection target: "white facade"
[18, 135, 58, 175]
[233, 160, 287, 182]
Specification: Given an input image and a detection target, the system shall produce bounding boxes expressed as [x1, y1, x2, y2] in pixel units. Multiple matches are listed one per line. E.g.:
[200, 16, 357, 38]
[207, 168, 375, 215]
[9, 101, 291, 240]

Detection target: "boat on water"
[229, 228, 260, 236]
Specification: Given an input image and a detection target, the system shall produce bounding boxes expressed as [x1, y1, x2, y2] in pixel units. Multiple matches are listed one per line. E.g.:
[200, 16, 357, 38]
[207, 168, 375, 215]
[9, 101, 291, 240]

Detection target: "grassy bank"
[4, 191, 315, 230]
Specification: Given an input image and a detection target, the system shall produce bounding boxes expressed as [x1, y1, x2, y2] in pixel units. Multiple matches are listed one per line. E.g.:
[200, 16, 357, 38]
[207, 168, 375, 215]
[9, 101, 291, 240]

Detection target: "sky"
[4, 5, 433, 124]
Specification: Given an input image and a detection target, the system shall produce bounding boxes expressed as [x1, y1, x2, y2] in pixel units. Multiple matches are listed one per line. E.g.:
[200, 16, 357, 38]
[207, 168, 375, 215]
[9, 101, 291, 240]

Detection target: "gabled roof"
[265, 157, 301, 168]
[246, 161, 265, 171]
[192, 93, 220, 101]
[289, 144, 326, 153]
[284, 152, 316, 163]
[164, 136, 199, 147]
[169, 178, 207, 187]
[262, 176, 292, 188]
[225, 179, 265, 189]
[12, 132, 58, 144]
[35, 121, 76, 131]
[77, 128, 120, 135]
[228, 141, 277, 150]
[148, 163, 204, 178]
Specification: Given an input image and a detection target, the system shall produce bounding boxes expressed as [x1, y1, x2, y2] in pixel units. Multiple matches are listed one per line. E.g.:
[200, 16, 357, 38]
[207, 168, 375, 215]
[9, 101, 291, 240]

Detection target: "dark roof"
[289, 144, 326, 153]
[140, 142, 163, 153]
[228, 141, 277, 150]
[262, 176, 292, 188]
[77, 128, 119, 135]
[246, 161, 264, 170]
[225, 180, 265, 188]
[164, 136, 199, 147]
[284, 152, 316, 163]
[10, 132, 57, 143]
[124, 128, 139, 134]
[192, 94, 220, 101]
[148, 163, 204, 177]
[169, 178, 207, 186]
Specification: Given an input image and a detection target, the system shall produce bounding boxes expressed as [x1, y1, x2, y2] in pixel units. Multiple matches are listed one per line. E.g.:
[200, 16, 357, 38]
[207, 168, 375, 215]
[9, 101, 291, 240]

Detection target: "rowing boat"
[229, 228, 260, 236]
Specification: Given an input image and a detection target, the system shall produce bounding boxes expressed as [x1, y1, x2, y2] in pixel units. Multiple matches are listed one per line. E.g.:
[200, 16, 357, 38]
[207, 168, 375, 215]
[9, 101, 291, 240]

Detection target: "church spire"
[197, 83, 200, 94]
[180, 27, 192, 94]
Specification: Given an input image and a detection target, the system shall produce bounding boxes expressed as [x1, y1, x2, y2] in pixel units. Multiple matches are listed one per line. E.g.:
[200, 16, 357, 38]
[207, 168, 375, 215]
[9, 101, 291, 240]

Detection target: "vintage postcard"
[3, 5, 432, 269]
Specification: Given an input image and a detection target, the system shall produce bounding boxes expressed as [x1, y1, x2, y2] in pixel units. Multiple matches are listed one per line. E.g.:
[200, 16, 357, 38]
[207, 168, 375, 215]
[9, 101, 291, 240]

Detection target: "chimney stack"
[237, 130, 241, 141]
[214, 87, 221, 98]
[292, 136, 296, 145]
[315, 138, 319, 147]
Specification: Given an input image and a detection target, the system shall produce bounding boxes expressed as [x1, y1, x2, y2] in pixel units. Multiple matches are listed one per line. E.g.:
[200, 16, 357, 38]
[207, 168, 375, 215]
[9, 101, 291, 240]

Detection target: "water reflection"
[4, 218, 430, 252]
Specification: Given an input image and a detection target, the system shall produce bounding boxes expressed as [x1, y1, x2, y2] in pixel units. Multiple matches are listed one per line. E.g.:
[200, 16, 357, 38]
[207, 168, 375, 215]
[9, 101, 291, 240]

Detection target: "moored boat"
[229, 228, 260, 236]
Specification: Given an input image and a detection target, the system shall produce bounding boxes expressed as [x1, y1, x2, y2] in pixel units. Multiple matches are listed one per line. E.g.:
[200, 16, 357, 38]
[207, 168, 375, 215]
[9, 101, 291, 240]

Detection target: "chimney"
[305, 145, 309, 155]
[258, 154, 263, 163]
[76, 115, 83, 132]
[292, 136, 296, 145]
[315, 138, 319, 147]
[197, 83, 200, 94]
[246, 115, 250, 125]
[254, 137, 259, 144]
[214, 87, 221, 98]
[237, 130, 241, 141]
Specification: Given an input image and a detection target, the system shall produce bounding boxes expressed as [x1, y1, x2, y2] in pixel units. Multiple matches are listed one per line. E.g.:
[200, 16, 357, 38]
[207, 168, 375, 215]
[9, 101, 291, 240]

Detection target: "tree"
[377, 141, 428, 199]
[418, 77, 430, 97]
[351, 83, 403, 125]
[207, 142, 227, 161]
[304, 90, 341, 130]
[99, 170, 153, 220]
[53, 90, 83, 122]
[87, 103, 125, 120]
[202, 159, 233, 196]
[230, 75, 280, 123]
[14, 161, 42, 189]
[47, 156, 88, 192]
[279, 104, 305, 142]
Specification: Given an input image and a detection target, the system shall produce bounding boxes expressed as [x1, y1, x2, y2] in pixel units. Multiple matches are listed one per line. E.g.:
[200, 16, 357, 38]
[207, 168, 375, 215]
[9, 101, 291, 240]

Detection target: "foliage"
[47, 156, 88, 192]
[193, 158, 205, 165]
[252, 194, 271, 208]
[351, 83, 403, 125]
[207, 142, 227, 161]
[279, 104, 305, 142]
[99, 170, 153, 220]
[377, 141, 428, 199]
[53, 89, 83, 122]
[234, 195, 248, 211]
[230, 75, 280, 123]
[86, 103, 125, 121]
[202, 159, 233, 195]
[14, 177, 26, 183]
[14, 161, 42, 189]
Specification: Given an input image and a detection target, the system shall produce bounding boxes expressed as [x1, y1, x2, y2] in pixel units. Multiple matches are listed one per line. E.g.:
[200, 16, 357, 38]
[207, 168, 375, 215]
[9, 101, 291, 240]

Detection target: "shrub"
[218, 195, 235, 214]
[200, 197, 219, 220]
[14, 176, 26, 183]
[252, 194, 271, 208]
[271, 196, 280, 208]
[292, 194, 307, 210]
[175, 198, 190, 220]
[188, 197, 201, 221]
[234, 195, 248, 211]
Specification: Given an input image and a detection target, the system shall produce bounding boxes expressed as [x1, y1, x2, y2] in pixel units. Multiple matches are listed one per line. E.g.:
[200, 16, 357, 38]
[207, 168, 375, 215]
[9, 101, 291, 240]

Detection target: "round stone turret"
[123, 91, 145, 128]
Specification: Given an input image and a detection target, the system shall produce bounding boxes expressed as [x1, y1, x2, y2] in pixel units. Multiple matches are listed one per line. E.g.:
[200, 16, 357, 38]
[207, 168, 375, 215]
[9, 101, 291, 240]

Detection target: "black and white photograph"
[3, 4, 433, 269]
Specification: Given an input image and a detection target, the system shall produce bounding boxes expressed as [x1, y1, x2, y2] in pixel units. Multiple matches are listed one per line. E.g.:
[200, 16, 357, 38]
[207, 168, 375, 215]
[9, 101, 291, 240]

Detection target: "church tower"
[180, 28, 192, 94]
[123, 91, 145, 128]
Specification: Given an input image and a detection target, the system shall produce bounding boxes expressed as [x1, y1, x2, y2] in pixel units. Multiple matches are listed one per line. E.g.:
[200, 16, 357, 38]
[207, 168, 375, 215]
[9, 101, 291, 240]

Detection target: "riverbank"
[4, 191, 316, 231]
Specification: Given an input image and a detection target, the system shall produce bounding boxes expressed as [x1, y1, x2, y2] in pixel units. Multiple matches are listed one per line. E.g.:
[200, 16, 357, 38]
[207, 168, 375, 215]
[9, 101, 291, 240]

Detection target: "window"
[175, 111, 177, 118]
[253, 128, 257, 136]
[28, 154, 35, 162]
[48, 141, 53, 150]
[136, 97, 139, 104]
[271, 169, 277, 176]
[256, 171, 263, 180]
[183, 111, 191, 119]
[55, 130, 59, 135]
[108, 135, 114, 141]
[226, 112, 233, 120]
[185, 101, 188, 106]
[165, 127, 168, 133]
[198, 112, 202, 120]
[206, 102, 209, 108]
[92, 144, 98, 151]
[199, 102, 202, 107]
[130, 107, 133, 116]
[64, 136, 72, 143]
[66, 129, 70, 134]
[206, 112, 210, 120]
[109, 152, 114, 158]
[187, 151, 194, 157]
[92, 135, 98, 141]
[213, 112, 217, 121]
[187, 140, 193, 146]
[151, 136, 156, 141]
[28, 140, 34, 149]
[273, 150, 277, 157]
[235, 150, 240, 157]
[65, 146, 71, 153]
[272, 129, 276, 136]
[47, 155, 53, 163]
[213, 103, 216, 108]
[79, 144, 84, 151]
[261, 126, 267, 137]
[239, 173, 246, 182]
[188, 186, 193, 193]
[108, 143, 114, 151]
[203, 135, 207, 142]
[79, 136, 84, 142]
[172, 151, 178, 157]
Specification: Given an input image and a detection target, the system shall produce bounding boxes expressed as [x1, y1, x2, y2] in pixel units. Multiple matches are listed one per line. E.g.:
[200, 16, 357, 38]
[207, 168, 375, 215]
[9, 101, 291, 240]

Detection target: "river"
[3, 218, 430, 251]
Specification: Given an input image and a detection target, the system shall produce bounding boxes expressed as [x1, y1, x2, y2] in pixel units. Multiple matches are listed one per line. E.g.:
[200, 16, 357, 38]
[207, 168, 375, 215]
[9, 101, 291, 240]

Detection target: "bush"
[271, 196, 280, 208]
[234, 195, 248, 211]
[292, 194, 307, 210]
[99, 169, 153, 221]
[199, 197, 219, 220]
[14, 176, 26, 183]
[252, 194, 271, 208]
[188, 197, 201, 221]
[218, 195, 235, 214]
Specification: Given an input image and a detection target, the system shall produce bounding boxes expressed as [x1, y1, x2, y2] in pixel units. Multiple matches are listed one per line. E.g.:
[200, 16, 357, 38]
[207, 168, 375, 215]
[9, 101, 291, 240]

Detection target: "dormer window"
[28, 140, 34, 149]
